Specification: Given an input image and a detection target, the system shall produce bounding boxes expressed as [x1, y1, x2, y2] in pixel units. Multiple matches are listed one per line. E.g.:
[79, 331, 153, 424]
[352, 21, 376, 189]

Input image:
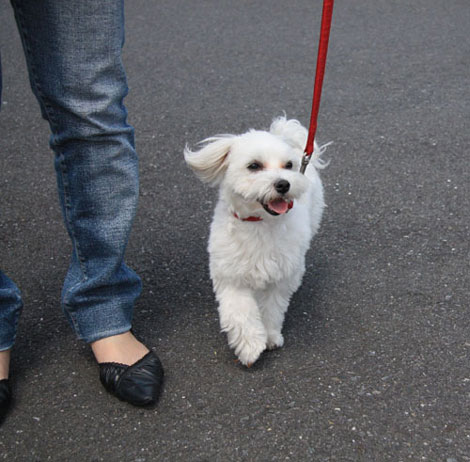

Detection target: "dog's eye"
[247, 162, 262, 171]
[285, 161, 293, 170]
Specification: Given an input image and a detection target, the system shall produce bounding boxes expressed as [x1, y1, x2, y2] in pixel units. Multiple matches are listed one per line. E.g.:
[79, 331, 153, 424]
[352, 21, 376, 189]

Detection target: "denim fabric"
[0, 0, 142, 347]
[0, 273, 23, 351]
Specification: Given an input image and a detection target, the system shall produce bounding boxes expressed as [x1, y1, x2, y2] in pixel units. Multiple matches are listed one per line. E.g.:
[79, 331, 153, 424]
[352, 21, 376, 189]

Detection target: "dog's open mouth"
[262, 198, 294, 216]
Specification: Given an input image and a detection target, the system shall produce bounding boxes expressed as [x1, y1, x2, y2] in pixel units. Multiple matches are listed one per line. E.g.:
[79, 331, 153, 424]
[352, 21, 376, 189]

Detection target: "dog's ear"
[269, 116, 308, 151]
[184, 135, 235, 186]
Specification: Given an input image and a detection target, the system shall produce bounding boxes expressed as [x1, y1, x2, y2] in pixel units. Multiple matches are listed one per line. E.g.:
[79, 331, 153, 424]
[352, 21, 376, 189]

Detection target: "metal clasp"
[300, 154, 311, 174]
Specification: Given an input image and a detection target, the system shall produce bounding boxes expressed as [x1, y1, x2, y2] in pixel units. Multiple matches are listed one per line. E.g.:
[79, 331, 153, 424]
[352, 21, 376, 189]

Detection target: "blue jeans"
[0, 0, 142, 350]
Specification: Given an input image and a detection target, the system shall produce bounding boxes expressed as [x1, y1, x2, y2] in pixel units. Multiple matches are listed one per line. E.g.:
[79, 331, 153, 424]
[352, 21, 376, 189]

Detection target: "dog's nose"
[274, 179, 290, 194]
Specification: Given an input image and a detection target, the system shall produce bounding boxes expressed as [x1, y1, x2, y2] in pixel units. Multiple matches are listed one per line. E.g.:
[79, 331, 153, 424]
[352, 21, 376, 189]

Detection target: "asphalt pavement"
[1, 0, 469, 460]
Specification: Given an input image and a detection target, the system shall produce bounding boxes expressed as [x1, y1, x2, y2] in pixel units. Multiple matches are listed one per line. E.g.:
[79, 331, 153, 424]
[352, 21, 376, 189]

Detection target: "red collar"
[233, 213, 263, 222]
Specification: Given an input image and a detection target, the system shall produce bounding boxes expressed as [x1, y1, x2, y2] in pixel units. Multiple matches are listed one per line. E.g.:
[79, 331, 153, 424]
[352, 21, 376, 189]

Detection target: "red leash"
[300, 0, 335, 174]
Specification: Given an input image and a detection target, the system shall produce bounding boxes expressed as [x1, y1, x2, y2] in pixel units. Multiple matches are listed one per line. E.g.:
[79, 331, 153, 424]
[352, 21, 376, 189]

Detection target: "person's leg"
[1, 51, 23, 383]
[91, 331, 148, 365]
[0, 271, 19, 417]
[0, 350, 10, 381]
[10, 0, 154, 366]
[0, 272, 22, 379]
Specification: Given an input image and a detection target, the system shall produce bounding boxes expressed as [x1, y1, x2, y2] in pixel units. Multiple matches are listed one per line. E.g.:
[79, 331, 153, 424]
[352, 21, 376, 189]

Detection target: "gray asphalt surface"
[1, 0, 469, 460]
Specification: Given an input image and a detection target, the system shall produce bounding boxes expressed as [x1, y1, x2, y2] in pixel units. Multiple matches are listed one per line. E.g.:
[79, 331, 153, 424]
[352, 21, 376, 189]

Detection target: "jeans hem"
[81, 324, 133, 344]
[0, 290, 22, 351]
[0, 341, 15, 352]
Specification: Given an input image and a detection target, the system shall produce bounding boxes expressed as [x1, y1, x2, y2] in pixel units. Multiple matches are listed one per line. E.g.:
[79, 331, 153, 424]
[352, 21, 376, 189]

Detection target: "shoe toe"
[100, 352, 164, 406]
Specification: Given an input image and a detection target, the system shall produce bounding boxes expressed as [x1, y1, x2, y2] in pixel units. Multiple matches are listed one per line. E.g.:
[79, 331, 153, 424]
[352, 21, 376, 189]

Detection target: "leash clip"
[300, 153, 311, 174]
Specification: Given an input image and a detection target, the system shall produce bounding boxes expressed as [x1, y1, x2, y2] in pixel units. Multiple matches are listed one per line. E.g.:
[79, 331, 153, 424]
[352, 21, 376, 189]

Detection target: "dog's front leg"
[259, 283, 294, 350]
[215, 283, 267, 366]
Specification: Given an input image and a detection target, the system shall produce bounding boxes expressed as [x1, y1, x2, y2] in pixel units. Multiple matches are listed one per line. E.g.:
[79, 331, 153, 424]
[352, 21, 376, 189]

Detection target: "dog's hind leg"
[215, 283, 267, 366]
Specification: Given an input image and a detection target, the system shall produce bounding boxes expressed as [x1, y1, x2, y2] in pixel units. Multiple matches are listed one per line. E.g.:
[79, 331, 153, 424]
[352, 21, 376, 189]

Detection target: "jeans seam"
[13, 0, 89, 279]
[56, 153, 89, 278]
[63, 297, 83, 339]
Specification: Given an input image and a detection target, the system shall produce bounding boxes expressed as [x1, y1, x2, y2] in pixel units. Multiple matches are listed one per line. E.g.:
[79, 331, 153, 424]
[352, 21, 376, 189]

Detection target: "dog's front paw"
[266, 332, 284, 350]
[234, 336, 267, 367]
[223, 321, 267, 367]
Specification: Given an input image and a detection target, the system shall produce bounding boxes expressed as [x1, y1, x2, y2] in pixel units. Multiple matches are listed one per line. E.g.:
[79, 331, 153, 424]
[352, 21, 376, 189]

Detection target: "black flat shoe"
[99, 351, 163, 406]
[0, 379, 12, 422]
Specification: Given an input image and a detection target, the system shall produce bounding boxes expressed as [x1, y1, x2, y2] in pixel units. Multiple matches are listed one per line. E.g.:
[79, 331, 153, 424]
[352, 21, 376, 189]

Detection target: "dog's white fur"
[184, 116, 326, 366]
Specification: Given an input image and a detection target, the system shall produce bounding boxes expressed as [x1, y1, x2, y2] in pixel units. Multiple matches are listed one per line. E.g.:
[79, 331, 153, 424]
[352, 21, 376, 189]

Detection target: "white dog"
[184, 116, 326, 366]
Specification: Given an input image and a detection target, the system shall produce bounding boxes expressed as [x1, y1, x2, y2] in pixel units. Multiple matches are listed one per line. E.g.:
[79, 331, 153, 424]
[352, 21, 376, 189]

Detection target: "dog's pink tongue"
[268, 199, 289, 214]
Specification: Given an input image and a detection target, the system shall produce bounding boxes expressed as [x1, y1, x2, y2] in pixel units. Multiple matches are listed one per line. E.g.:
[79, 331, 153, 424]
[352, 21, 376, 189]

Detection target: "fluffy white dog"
[184, 116, 326, 366]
